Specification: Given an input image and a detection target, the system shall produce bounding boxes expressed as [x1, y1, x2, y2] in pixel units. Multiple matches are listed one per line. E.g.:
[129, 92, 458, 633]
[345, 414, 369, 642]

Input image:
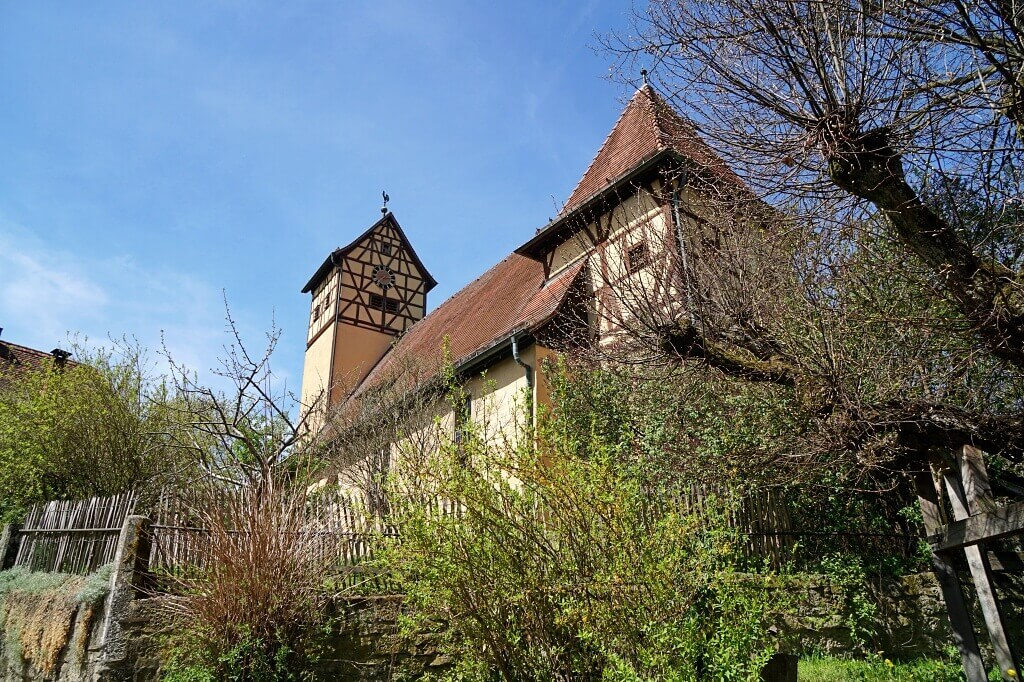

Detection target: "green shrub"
[380, 373, 788, 681]
[162, 627, 308, 682]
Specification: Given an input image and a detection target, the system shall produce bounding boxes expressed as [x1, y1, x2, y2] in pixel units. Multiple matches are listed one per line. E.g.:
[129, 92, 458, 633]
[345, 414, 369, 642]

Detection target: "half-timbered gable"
[300, 212, 436, 411]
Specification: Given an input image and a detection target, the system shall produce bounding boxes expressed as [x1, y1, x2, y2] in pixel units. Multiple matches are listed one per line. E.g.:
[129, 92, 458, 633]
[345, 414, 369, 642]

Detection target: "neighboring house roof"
[0, 340, 73, 390]
[561, 85, 740, 215]
[356, 255, 584, 394]
[302, 212, 438, 295]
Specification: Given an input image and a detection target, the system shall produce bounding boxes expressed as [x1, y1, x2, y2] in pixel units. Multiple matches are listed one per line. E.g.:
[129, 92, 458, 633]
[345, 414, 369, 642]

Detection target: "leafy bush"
[0, 341, 186, 523]
[379, 374, 788, 681]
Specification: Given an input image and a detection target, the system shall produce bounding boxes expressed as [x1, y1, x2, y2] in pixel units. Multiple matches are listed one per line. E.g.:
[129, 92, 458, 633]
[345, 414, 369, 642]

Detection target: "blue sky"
[0, 1, 644, 394]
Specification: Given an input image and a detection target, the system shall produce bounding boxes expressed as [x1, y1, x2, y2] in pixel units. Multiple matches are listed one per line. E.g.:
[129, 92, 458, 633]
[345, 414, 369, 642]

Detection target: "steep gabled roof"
[354, 255, 584, 395]
[561, 85, 739, 215]
[302, 212, 437, 294]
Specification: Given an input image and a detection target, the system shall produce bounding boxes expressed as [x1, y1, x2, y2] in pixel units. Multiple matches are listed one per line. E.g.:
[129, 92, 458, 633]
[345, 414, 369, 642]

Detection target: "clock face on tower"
[372, 266, 395, 290]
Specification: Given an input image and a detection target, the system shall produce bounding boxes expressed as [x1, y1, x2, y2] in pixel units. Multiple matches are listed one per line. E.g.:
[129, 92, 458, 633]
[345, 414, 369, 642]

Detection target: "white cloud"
[0, 219, 256, 391]
[0, 232, 108, 344]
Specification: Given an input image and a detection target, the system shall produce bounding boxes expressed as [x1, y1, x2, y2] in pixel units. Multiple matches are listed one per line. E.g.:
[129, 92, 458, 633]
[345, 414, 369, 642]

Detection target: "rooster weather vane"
[381, 190, 390, 214]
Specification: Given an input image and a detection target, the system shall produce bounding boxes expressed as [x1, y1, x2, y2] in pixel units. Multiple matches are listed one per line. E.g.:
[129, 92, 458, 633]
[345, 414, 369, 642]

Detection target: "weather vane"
[641, 68, 649, 86]
[381, 190, 390, 214]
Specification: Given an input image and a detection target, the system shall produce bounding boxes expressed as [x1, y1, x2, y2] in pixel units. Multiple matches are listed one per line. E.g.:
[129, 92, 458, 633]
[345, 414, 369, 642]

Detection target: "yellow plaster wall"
[300, 326, 336, 416]
[551, 232, 593, 276]
[330, 324, 394, 404]
[465, 350, 533, 447]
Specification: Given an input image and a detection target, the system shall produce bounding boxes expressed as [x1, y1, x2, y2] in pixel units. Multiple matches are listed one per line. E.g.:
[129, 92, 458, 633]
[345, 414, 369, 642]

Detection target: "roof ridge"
[640, 85, 673, 148]
[0, 340, 57, 358]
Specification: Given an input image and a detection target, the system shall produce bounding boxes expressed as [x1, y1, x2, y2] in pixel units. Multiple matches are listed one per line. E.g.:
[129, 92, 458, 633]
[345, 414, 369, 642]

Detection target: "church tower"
[299, 210, 436, 412]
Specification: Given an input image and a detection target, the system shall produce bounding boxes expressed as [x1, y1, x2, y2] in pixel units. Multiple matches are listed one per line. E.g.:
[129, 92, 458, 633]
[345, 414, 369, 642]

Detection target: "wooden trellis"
[915, 445, 1023, 682]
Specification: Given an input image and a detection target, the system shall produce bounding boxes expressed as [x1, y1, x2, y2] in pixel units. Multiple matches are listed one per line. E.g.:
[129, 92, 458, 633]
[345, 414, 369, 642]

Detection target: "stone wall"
[786, 571, 1024, 661]
[0, 573, 108, 682]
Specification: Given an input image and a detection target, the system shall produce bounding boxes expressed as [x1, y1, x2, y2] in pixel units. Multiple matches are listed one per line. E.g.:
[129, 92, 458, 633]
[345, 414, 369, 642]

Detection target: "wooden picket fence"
[12, 491, 139, 575]
[7, 485, 916, 584]
[147, 488, 432, 592]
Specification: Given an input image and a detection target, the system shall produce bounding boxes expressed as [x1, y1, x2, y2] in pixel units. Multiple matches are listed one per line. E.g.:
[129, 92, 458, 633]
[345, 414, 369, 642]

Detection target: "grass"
[798, 654, 968, 681]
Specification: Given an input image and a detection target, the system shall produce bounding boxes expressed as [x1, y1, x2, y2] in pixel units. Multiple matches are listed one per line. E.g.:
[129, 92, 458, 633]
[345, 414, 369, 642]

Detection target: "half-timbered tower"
[300, 211, 436, 410]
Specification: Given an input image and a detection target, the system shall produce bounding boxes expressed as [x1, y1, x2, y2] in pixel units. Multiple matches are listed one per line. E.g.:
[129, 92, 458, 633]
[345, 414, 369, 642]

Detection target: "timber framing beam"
[929, 500, 1024, 553]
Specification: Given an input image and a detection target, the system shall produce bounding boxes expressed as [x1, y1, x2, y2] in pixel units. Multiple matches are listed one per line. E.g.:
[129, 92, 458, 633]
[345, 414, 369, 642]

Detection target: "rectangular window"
[380, 243, 393, 256]
[627, 243, 650, 274]
[369, 293, 401, 313]
[312, 304, 320, 321]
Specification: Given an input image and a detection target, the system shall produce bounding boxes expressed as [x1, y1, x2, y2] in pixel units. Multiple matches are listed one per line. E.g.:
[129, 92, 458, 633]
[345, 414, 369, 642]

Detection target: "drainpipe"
[511, 335, 534, 427]
[671, 187, 696, 324]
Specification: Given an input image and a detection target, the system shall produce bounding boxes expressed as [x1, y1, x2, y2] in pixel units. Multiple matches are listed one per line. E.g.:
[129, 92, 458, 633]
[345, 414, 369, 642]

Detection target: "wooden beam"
[988, 551, 1024, 573]
[915, 467, 987, 682]
[944, 448, 1020, 680]
[930, 501, 1024, 552]
[960, 445, 997, 515]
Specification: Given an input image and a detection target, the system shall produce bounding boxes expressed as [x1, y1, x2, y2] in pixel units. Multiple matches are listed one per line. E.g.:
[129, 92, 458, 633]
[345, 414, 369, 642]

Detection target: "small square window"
[627, 243, 650, 274]
[381, 243, 392, 256]
[312, 304, 321, 320]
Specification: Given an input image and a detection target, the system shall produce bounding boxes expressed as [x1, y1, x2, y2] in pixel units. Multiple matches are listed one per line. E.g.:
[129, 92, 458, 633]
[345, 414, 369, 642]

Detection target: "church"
[298, 84, 742, 454]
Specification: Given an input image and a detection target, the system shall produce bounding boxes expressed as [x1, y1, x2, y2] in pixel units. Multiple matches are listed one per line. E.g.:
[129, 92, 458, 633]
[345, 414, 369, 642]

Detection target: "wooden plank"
[943, 459, 1019, 680]
[960, 445, 997, 514]
[987, 551, 1024, 573]
[930, 500, 1024, 552]
[915, 467, 987, 682]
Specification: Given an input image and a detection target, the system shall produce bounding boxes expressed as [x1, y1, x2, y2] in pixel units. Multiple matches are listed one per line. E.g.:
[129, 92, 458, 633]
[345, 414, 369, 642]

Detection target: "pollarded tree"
[607, 0, 1024, 370]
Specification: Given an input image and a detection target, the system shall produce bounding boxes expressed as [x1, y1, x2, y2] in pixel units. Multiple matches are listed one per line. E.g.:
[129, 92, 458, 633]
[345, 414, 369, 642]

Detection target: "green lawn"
[798, 654, 979, 681]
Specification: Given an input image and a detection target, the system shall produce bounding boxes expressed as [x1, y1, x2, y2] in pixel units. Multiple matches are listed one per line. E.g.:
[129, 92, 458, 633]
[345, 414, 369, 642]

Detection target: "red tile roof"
[355, 256, 584, 394]
[562, 86, 740, 214]
[0, 341, 72, 390]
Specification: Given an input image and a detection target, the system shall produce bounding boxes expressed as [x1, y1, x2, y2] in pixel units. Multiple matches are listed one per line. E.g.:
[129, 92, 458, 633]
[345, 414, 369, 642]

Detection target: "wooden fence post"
[0, 523, 20, 570]
[914, 466, 988, 682]
[948, 446, 1021, 680]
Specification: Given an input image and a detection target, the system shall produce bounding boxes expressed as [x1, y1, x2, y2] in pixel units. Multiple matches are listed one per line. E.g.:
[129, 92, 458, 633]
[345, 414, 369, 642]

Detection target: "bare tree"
[605, 0, 1024, 370]
[161, 303, 329, 490]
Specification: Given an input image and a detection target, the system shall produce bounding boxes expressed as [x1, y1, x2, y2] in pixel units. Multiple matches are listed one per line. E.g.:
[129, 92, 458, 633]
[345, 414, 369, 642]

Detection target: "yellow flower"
[884, 659, 894, 668]
[1007, 669, 1017, 678]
